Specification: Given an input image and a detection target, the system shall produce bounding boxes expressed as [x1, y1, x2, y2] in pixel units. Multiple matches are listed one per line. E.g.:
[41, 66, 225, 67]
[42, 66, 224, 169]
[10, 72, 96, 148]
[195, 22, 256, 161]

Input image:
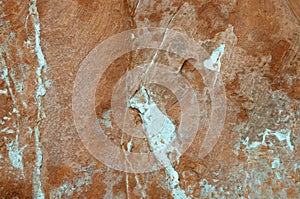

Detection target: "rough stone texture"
[0, 0, 299, 198]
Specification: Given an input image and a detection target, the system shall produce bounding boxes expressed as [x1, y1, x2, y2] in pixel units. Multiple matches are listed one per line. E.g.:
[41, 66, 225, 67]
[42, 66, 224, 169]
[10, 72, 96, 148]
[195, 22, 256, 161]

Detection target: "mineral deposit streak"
[29, 0, 48, 198]
[130, 86, 189, 199]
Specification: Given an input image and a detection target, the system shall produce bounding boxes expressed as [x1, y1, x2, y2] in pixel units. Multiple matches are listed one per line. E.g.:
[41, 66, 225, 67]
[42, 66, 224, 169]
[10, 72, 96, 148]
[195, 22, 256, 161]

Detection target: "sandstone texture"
[0, 0, 299, 198]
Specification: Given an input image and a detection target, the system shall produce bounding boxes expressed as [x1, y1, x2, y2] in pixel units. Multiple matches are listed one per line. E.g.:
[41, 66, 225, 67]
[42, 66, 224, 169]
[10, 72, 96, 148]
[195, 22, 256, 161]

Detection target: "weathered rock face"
[0, 0, 299, 198]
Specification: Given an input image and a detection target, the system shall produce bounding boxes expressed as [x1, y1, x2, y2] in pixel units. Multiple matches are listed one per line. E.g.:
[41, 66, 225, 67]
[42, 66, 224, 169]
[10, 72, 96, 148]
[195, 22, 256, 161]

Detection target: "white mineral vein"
[130, 86, 189, 199]
[29, 0, 48, 198]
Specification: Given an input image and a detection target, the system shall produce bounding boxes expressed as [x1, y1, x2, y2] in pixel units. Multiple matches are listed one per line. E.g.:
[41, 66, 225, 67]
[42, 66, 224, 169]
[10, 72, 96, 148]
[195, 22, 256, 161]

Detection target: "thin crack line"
[141, 4, 183, 86]
[121, 67, 147, 198]
[133, 0, 141, 17]
[121, 67, 134, 199]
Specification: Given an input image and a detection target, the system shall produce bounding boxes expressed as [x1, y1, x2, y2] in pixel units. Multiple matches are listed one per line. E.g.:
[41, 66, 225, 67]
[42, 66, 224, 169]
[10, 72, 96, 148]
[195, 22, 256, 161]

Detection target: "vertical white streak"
[29, 0, 48, 198]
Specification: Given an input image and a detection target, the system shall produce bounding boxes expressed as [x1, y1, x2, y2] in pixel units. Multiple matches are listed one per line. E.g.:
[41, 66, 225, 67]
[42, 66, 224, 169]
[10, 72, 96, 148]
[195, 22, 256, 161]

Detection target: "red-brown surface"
[0, 0, 299, 198]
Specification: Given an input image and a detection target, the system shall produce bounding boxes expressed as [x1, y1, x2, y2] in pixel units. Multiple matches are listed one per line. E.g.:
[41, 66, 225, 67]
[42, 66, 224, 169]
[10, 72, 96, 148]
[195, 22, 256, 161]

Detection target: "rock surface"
[0, 0, 299, 198]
